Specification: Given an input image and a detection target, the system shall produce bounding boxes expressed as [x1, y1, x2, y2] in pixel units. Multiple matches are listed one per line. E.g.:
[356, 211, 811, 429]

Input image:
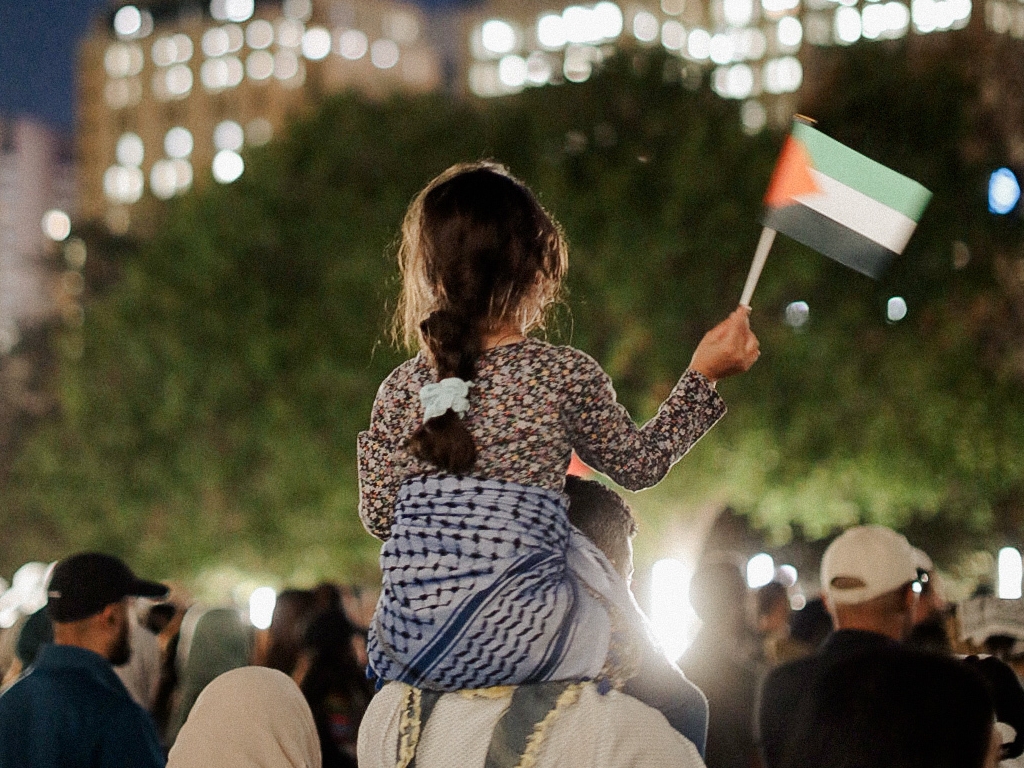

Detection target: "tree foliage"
[2, 44, 1022, 581]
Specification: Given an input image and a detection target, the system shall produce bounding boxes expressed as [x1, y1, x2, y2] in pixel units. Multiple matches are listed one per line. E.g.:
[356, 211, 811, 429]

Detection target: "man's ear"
[98, 602, 120, 627]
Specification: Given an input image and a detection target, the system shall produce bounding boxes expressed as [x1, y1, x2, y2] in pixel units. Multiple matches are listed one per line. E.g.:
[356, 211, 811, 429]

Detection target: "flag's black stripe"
[762, 203, 898, 279]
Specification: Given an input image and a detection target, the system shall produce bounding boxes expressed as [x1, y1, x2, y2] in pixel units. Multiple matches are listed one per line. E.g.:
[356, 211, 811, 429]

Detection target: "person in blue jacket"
[0, 552, 168, 768]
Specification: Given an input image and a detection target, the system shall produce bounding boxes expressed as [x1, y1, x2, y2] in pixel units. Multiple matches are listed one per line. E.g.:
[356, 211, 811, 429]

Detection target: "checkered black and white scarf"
[367, 475, 632, 691]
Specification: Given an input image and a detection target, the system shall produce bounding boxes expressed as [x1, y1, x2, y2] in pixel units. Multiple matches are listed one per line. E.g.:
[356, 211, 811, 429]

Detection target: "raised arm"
[565, 307, 759, 490]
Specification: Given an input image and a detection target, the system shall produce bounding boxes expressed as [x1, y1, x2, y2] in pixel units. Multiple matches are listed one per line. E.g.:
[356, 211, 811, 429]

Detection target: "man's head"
[47, 552, 168, 664]
[564, 476, 637, 581]
[820, 525, 919, 641]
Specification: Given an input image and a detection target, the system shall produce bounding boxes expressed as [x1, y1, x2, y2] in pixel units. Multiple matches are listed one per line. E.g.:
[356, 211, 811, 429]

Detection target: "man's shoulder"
[763, 652, 820, 694]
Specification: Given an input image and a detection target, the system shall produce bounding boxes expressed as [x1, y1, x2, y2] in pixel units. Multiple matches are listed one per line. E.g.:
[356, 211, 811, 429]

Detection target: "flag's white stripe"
[795, 170, 919, 254]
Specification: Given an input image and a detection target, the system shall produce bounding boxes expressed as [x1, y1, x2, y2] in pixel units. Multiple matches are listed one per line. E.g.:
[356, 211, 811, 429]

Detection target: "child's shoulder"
[523, 338, 604, 372]
[377, 354, 431, 395]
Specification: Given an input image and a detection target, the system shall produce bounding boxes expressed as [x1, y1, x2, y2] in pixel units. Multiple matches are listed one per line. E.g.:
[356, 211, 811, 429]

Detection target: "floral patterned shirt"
[357, 338, 726, 540]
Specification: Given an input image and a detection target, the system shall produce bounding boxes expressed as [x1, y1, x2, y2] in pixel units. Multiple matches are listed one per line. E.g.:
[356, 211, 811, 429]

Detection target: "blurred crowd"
[3, 522, 1024, 768]
[0, 566, 374, 768]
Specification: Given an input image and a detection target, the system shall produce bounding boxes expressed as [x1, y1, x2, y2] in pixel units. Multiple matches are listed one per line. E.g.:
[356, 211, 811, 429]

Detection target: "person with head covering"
[167, 666, 321, 768]
[757, 525, 923, 768]
[0, 552, 168, 768]
[166, 606, 253, 745]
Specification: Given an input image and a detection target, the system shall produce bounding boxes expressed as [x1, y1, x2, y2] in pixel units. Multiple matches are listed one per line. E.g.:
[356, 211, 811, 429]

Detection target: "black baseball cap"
[47, 552, 168, 623]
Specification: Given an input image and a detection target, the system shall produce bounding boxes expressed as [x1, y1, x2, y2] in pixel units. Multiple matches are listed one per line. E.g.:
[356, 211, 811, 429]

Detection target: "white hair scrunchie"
[420, 377, 471, 421]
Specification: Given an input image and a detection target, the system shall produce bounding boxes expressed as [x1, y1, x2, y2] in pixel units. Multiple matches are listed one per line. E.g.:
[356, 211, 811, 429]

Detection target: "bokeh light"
[248, 586, 277, 629]
[988, 168, 1020, 215]
[747, 553, 775, 589]
[999, 547, 1023, 600]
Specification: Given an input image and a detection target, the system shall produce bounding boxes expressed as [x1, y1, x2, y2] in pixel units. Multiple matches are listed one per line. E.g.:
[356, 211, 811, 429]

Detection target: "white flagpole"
[739, 227, 777, 308]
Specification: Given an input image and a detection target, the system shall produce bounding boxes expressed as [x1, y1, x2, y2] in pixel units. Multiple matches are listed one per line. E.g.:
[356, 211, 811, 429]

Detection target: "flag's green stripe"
[763, 202, 896, 279]
[793, 122, 932, 221]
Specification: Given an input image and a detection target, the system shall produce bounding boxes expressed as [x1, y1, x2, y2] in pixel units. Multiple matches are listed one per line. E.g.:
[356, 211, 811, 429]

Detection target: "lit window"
[834, 7, 862, 43]
[273, 49, 301, 79]
[370, 39, 400, 69]
[150, 160, 193, 200]
[42, 210, 72, 242]
[246, 19, 274, 49]
[104, 78, 142, 108]
[777, 16, 803, 46]
[172, 34, 193, 62]
[498, 55, 528, 88]
[709, 33, 735, 64]
[211, 0, 254, 23]
[202, 28, 231, 58]
[152, 36, 177, 67]
[164, 127, 194, 159]
[724, 0, 755, 27]
[283, 0, 312, 21]
[302, 27, 332, 60]
[212, 150, 245, 184]
[116, 132, 145, 167]
[103, 165, 145, 204]
[469, 62, 501, 97]
[763, 56, 802, 93]
[104, 43, 144, 77]
[481, 20, 518, 54]
[563, 44, 597, 83]
[662, 20, 686, 50]
[632, 11, 659, 42]
[538, 13, 568, 48]
[337, 29, 369, 59]
[165, 64, 193, 96]
[741, 100, 767, 134]
[276, 18, 305, 48]
[687, 29, 712, 59]
[246, 50, 275, 80]
[214, 120, 245, 151]
[712, 63, 754, 99]
[525, 51, 553, 84]
[385, 11, 420, 44]
[246, 118, 273, 146]
[114, 6, 143, 37]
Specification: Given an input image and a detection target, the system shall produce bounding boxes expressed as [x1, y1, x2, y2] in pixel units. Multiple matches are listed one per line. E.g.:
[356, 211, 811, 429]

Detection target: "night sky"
[0, 0, 474, 134]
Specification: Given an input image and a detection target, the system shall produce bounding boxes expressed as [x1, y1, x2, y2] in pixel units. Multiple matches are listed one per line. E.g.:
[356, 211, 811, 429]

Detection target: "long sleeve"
[561, 350, 726, 491]
[357, 374, 415, 540]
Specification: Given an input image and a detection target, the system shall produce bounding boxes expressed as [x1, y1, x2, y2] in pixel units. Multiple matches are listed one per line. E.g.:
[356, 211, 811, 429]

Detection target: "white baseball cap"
[820, 525, 919, 605]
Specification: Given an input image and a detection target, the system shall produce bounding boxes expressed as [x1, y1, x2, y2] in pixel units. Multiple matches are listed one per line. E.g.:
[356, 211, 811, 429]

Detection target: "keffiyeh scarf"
[367, 475, 633, 691]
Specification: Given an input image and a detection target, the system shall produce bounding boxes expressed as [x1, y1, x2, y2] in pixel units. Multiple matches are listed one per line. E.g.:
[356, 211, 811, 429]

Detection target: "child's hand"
[688, 306, 760, 383]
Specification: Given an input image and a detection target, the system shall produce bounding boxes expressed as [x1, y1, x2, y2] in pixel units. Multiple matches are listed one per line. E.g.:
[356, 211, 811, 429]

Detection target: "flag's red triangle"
[764, 136, 820, 208]
[567, 452, 593, 478]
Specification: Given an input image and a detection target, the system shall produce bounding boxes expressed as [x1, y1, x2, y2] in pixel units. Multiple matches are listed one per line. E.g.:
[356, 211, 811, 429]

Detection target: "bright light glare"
[662, 20, 686, 49]
[214, 120, 245, 151]
[225, 0, 255, 23]
[724, 0, 755, 26]
[989, 168, 1020, 215]
[778, 564, 798, 586]
[249, 586, 277, 629]
[337, 29, 369, 59]
[650, 558, 700, 660]
[116, 132, 145, 167]
[370, 39, 400, 69]
[302, 27, 332, 60]
[784, 300, 810, 328]
[687, 29, 712, 59]
[42, 210, 72, 242]
[538, 14, 568, 47]
[114, 6, 143, 37]
[747, 553, 776, 589]
[632, 11, 659, 42]
[164, 127, 194, 159]
[481, 19, 517, 54]
[103, 165, 145, 204]
[498, 55, 528, 87]
[777, 16, 803, 46]
[212, 150, 245, 183]
[246, 19, 274, 49]
[835, 7, 862, 43]
[999, 547, 1023, 600]
[886, 296, 908, 322]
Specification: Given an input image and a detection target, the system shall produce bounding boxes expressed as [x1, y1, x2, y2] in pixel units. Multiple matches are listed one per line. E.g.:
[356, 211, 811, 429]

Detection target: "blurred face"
[107, 600, 132, 666]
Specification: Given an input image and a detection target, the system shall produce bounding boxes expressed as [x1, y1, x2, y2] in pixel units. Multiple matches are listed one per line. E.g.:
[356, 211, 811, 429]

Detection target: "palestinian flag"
[762, 120, 932, 279]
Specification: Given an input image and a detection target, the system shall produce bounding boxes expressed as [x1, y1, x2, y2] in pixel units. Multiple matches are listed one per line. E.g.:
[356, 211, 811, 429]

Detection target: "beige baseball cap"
[820, 525, 919, 605]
